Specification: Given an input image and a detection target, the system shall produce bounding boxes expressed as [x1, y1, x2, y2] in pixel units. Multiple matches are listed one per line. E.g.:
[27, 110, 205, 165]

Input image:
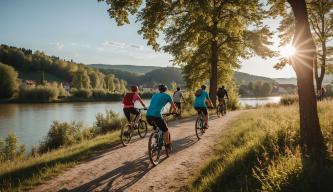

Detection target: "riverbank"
[0, 92, 154, 104]
[0, 105, 199, 191]
[187, 100, 333, 191]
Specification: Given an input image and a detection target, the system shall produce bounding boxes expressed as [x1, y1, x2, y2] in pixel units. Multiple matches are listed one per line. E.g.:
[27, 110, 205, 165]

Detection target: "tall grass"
[280, 94, 299, 105]
[188, 100, 333, 192]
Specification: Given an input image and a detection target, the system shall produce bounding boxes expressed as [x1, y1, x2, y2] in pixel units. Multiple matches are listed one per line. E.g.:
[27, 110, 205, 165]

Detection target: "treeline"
[239, 81, 273, 97]
[0, 44, 126, 91]
[98, 67, 185, 88]
[0, 45, 130, 101]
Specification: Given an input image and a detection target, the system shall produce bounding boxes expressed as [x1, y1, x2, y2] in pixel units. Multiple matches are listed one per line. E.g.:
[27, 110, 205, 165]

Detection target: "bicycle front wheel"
[121, 125, 132, 146]
[138, 120, 148, 138]
[148, 132, 160, 166]
[216, 105, 221, 117]
[195, 118, 204, 140]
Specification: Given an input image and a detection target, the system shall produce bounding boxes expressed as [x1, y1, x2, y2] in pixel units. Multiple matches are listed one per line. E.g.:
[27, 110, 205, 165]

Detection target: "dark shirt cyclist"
[217, 85, 229, 106]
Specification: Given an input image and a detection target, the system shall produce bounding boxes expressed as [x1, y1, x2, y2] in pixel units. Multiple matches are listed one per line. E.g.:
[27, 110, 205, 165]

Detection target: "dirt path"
[33, 111, 245, 192]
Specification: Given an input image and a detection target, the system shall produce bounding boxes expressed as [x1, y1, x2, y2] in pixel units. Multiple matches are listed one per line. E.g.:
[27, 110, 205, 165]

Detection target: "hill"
[91, 64, 277, 86]
[274, 75, 333, 85]
[89, 64, 161, 74]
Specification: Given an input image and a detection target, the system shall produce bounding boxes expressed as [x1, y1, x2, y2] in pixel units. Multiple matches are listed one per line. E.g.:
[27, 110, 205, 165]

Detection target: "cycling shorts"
[194, 107, 208, 115]
[123, 107, 140, 122]
[146, 116, 168, 132]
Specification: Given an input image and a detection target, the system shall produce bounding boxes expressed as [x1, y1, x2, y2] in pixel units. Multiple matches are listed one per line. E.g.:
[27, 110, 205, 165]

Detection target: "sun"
[280, 44, 296, 58]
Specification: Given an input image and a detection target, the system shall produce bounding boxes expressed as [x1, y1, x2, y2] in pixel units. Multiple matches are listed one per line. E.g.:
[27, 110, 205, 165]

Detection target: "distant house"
[277, 84, 297, 94]
[24, 80, 37, 87]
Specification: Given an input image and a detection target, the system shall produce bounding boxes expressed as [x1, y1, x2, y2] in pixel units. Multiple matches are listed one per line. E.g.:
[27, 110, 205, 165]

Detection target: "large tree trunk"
[209, 39, 218, 106]
[288, 0, 325, 157]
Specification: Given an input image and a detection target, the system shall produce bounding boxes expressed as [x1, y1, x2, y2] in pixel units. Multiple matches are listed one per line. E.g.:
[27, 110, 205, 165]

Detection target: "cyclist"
[194, 85, 213, 128]
[173, 87, 183, 116]
[217, 85, 229, 109]
[122, 85, 147, 125]
[146, 84, 177, 151]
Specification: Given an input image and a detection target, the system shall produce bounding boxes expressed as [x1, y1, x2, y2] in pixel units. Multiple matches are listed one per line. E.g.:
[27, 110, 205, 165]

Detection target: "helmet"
[131, 85, 138, 92]
[177, 87, 181, 91]
[158, 84, 168, 92]
[221, 85, 225, 89]
[201, 85, 207, 90]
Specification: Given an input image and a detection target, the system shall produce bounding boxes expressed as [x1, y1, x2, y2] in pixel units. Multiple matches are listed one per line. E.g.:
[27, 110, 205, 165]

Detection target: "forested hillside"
[0, 44, 126, 91]
[90, 64, 277, 87]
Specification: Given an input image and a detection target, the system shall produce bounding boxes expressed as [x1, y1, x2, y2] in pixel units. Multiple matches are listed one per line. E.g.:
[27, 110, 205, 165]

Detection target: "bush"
[19, 84, 59, 101]
[0, 63, 19, 99]
[71, 89, 92, 99]
[39, 121, 92, 152]
[0, 133, 25, 162]
[95, 110, 125, 133]
[280, 94, 299, 105]
[91, 89, 107, 99]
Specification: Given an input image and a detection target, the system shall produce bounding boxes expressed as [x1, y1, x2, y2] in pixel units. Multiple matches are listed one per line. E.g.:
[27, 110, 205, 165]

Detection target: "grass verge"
[0, 131, 121, 191]
[188, 100, 333, 192]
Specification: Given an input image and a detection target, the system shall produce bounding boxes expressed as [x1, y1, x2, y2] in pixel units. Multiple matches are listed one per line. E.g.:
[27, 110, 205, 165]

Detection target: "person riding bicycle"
[194, 85, 213, 128]
[217, 85, 229, 108]
[146, 84, 177, 151]
[122, 85, 147, 125]
[173, 87, 183, 116]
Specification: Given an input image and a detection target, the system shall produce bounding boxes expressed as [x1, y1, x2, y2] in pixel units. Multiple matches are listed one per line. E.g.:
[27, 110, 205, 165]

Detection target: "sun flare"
[280, 44, 296, 58]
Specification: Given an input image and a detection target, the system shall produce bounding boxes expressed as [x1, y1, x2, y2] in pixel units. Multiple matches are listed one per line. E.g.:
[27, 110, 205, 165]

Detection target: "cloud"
[130, 44, 144, 50]
[51, 42, 64, 50]
[102, 41, 126, 48]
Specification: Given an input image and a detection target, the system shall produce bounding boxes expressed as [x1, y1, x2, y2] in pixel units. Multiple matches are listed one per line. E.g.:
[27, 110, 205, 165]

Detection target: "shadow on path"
[59, 156, 151, 192]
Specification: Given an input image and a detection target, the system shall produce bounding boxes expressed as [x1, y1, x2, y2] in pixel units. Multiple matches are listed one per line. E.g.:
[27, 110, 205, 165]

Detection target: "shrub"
[71, 89, 92, 99]
[95, 110, 125, 133]
[0, 133, 25, 162]
[91, 89, 107, 99]
[280, 94, 299, 105]
[39, 121, 87, 152]
[0, 63, 19, 99]
[19, 84, 59, 101]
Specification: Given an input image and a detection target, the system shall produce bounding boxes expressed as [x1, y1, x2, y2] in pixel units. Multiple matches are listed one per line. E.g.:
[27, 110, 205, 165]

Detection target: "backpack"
[217, 88, 224, 98]
[195, 89, 203, 97]
[123, 92, 135, 105]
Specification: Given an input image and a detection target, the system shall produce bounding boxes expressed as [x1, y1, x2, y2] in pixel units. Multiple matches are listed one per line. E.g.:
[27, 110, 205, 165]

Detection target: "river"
[0, 97, 280, 150]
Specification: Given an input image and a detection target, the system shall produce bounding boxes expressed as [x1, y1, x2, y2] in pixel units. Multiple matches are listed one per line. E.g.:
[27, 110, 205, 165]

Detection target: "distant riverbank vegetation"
[0, 45, 134, 102]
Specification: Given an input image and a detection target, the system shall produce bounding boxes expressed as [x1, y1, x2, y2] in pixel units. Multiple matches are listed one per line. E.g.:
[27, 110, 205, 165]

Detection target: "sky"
[0, 0, 296, 78]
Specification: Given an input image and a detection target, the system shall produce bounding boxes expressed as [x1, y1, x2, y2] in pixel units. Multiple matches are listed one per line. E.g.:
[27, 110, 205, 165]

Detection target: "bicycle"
[121, 108, 148, 146]
[195, 109, 206, 140]
[148, 112, 177, 166]
[216, 99, 227, 117]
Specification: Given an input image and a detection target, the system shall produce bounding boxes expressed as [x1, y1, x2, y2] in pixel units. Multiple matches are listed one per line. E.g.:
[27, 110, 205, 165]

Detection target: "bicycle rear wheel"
[148, 132, 160, 166]
[195, 117, 205, 140]
[138, 120, 148, 138]
[121, 125, 132, 146]
[216, 105, 221, 117]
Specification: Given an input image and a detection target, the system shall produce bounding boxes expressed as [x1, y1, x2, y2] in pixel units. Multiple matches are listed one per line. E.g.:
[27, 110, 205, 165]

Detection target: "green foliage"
[189, 101, 333, 191]
[38, 121, 93, 152]
[0, 133, 25, 162]
[72, 70, 91, 89]
[280, 94, 299, 105]
[0, 45, 126, 93]
[95, 110, 125, 133]
[100, 0, 274, 102]
[71, 88, 92, 99]
[19, 84, 60, 101]
[0, 63, 19, 99]
[239, 81, 274, 97]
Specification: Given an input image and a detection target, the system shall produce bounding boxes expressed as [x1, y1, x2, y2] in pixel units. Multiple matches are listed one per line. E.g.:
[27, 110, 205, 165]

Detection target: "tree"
[261, 82, 272, 96]
[105, 74, 115, 91]
[0, 63, 19, 99]
[99, 0, 274, 105]
[72, 70, 90, 89]
[269, 0, 325, 156]
[277, 1, 333, 91]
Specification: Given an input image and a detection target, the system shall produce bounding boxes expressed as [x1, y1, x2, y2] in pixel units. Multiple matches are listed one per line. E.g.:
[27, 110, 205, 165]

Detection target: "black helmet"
[177, 87, 181, 91]
[158, 84, 168, 92]
[221, 85, 225, 89]
[201, 85, 207, 90]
